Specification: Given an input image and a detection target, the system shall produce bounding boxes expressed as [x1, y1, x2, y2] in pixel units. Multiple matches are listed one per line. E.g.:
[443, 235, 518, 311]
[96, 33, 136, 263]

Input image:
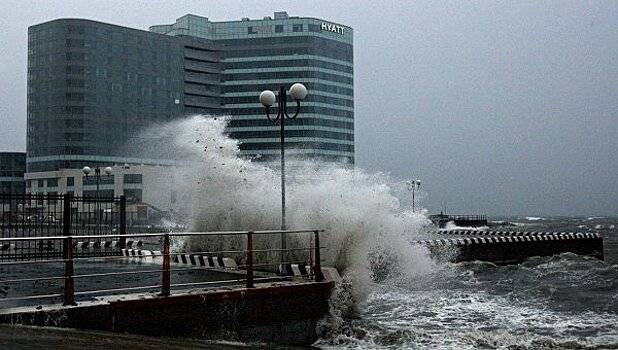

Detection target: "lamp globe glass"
[289, 83, 308, 100]
[259, 90, 276, 106]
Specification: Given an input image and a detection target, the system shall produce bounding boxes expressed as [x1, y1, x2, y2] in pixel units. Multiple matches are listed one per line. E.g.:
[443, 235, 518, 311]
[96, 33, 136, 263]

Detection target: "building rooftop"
[149, 11, 352, 43]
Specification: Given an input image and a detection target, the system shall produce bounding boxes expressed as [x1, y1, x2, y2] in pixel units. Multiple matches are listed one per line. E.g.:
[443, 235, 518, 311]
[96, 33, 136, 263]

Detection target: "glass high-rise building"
[150, 11, 354, 163]
[27, 11, 353, 193]
[27, 19, 222, 173]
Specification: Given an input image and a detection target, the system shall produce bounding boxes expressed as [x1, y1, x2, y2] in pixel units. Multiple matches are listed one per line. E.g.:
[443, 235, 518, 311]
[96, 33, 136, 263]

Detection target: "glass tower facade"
[0, 152, 26, 195]
[151, 11, 354, 163]
[27, 12, 354, 174]
[27, 19, 221, 172]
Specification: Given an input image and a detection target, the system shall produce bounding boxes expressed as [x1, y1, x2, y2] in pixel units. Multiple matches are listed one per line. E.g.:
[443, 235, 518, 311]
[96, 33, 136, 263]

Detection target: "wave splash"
[143, 115, 435, 295]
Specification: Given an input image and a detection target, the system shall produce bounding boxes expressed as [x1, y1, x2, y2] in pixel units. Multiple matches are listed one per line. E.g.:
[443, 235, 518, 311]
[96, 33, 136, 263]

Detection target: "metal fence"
[447, 215, 488, 221]
[0, 193, 126, 260]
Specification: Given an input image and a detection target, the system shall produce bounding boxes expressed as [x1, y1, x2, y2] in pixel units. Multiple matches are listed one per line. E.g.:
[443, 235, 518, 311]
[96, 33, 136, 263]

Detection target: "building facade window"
[308, 24, 320, 32]
[123, 174, 143, 184]
[47, 178, 58, 187]
[84, 175, 114, 185]
[83, 189, 114, 198]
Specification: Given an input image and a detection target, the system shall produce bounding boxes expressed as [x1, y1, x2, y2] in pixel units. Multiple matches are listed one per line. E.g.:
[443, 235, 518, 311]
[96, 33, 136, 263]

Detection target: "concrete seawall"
[0, 281, 334, 346]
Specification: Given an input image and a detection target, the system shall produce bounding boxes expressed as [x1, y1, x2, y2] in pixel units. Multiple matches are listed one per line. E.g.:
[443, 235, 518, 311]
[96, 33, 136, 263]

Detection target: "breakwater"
[416, 230, 603, 263]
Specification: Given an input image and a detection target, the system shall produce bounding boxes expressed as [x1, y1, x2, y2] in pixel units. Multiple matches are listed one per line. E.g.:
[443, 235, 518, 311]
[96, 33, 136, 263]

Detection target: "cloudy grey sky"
[0, 0, 616, 216]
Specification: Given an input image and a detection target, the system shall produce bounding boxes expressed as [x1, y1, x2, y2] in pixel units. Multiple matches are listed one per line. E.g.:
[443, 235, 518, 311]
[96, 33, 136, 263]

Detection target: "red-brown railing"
[0, 230, 325, 307]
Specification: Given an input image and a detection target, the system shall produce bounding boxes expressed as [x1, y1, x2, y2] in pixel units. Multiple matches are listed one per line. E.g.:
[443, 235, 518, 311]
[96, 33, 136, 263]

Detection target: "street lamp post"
[407, 179, 421, 213]
[82, 166, 112, 232]
[259, 83, 308, 274]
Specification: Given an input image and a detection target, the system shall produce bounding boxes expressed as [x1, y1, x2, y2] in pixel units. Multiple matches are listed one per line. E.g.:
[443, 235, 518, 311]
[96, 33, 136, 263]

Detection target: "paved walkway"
[0, 258, 245, 308]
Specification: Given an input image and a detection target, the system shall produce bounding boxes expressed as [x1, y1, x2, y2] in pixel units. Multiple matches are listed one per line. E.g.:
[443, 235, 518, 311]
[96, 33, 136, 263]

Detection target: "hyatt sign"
[321, 22, 345, 35]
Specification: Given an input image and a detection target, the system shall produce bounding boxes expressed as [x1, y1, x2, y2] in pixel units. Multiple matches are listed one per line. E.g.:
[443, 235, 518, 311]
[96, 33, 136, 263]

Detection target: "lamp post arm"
[96, 171, 100, 195]
[265, 105, 282, 123]
[283, 100, 301, 119]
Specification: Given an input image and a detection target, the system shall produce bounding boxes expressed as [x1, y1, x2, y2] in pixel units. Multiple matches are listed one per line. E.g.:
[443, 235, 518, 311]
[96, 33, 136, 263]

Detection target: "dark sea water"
[316, 216, 618, 349]
[1, 216, 616, 349]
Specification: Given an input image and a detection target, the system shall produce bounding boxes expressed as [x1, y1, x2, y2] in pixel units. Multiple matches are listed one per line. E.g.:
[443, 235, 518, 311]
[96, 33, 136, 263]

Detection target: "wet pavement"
[0, 256, 247, 308]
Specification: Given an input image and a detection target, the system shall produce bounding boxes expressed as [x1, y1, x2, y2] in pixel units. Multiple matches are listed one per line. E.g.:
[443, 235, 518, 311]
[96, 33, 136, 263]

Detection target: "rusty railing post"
[246, 231, 254, 288]
[63, 236, 76, 305]
[160, 233, 170, 296]
[119, 195, 127, 249]
[63, 193, 72, 236]
[309, 233, 314, 278]
[313, 230, 324, 282]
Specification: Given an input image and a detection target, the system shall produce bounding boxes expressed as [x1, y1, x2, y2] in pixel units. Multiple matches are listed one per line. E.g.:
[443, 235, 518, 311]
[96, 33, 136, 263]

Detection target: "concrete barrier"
[120, 248, 238, 270]
[222, 257, 237, 269]
[74, 241, 96, 249]
[290, 264, 310, 277]
[288, 264, 341, 282]
[171, 253, 238, 270]
[74, 240, 126, 249]
[103, 241, 119, 248]
[125, 240, 143, 248]
[0, 281, 335, 346]
[321, 267, 342, 282]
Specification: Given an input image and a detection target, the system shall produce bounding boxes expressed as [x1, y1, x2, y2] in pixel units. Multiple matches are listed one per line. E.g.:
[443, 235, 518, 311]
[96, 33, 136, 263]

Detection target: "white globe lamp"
[289, 83, 308, 101]
[259, 90, 276, 107]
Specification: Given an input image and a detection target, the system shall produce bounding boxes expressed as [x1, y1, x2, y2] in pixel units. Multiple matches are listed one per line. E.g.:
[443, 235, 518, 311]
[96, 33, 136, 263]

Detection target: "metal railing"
[0, 229, 325, 307]
[429, 214, 488, 221]
[449, 215, 487, 221]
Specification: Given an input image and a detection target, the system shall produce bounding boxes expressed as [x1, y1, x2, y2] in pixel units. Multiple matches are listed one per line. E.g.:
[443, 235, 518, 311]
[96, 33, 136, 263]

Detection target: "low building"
[24, 164, 180, 224]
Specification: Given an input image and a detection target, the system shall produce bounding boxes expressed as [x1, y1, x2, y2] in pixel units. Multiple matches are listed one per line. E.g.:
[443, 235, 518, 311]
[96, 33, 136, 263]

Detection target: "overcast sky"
[0, 0, 616, 216]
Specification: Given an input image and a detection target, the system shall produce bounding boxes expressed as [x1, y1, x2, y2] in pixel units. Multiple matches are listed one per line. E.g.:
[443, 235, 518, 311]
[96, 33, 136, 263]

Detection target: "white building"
[25, 164, 179, 222]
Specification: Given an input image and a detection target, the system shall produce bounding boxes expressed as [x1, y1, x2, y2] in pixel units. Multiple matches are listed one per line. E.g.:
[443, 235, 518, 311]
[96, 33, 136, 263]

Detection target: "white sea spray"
[141, 115, 436, 300]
